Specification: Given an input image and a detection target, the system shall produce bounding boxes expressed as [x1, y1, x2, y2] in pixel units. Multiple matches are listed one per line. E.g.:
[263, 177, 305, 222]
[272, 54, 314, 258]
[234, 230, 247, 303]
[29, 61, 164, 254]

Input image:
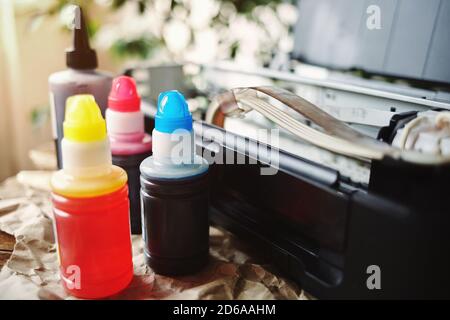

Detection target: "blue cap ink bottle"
[140, 91, 209, 275]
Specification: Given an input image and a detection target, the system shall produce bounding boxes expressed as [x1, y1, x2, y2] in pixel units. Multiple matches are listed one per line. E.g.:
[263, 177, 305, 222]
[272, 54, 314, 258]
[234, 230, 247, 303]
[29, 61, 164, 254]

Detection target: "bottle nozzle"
[64, 95, 106, 142]
[108, 76, 141, 112]
[155, 91, 193, 133]
[66, 6, 98, 69]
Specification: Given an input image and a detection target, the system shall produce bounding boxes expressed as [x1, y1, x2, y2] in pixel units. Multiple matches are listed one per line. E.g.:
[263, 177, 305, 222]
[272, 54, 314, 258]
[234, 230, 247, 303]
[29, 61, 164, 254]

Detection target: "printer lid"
[292, 0, 450, 85]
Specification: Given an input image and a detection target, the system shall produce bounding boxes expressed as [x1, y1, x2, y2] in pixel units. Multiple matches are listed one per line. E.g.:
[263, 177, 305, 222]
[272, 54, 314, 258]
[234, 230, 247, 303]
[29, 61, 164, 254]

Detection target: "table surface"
[0, 230, 15, 268]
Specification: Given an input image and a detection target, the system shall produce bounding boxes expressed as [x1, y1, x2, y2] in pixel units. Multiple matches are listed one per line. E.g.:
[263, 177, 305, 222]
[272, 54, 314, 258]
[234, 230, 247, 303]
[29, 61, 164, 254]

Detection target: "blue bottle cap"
[155, 91, 193, 133]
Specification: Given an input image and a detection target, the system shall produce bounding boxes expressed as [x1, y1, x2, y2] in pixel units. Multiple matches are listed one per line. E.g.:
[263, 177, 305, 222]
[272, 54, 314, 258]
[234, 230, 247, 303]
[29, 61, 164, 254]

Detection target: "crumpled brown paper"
[0, 172, 310, 300]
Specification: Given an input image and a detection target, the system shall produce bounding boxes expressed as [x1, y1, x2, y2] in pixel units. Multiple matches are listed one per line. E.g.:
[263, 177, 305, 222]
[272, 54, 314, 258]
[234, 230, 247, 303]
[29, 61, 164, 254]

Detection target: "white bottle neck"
[61, 138, 112, 177]
[152, 129, 195, 166]
[105, 108, 144, 135]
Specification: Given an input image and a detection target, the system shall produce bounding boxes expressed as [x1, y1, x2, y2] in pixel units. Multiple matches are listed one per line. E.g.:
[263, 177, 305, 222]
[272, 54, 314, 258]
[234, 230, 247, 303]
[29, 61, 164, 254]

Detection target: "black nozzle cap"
[65, 6, 98, 70]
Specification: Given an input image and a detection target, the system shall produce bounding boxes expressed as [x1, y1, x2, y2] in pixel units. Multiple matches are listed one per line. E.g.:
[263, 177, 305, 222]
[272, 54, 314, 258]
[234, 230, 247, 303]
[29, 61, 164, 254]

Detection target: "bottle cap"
[108, 76, 141, 112]
[66, 6, 98, 70]
[155, 91, 192, 133]
[64, 95, 107, 142]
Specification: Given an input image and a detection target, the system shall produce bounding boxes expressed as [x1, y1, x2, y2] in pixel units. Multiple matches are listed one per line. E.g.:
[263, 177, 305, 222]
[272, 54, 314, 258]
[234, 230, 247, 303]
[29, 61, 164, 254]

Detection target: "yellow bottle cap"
[63, 95, 107, 142]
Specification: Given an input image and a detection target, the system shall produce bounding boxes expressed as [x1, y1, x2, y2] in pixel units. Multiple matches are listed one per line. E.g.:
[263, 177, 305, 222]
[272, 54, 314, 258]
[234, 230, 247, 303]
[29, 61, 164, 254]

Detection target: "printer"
[130, 0, 450, 299]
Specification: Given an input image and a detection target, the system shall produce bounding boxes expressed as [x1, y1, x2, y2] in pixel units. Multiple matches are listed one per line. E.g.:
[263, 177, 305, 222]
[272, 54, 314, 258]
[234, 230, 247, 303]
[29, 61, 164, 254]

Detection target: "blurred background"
[0, 0, 297, 181]
[2, 0, 449, 183]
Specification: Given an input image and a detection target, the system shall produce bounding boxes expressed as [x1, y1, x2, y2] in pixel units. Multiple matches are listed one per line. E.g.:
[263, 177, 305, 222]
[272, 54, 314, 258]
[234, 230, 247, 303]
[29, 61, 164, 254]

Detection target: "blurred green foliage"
[110, 37, 162, 59]
[35, 0, 294, 61]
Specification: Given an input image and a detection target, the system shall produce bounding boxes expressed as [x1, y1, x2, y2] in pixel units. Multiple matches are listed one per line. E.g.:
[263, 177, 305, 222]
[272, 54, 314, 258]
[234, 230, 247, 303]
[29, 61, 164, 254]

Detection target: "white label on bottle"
[49, 92, 57, 139]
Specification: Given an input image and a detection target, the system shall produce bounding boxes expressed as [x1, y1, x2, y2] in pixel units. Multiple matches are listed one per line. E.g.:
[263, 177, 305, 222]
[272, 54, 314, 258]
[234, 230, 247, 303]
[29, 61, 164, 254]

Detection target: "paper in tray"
[211, 86, 450, 165]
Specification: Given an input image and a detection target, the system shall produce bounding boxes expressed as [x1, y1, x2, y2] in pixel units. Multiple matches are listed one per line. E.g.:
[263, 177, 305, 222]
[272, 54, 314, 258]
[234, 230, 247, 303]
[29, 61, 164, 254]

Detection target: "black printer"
[129, 0, 450, 299]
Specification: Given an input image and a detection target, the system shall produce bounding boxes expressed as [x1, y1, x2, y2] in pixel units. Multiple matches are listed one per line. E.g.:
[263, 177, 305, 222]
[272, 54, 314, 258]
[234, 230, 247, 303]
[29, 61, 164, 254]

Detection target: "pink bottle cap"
[108, 76, 141, 112]
[106, 75, 151, 156]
